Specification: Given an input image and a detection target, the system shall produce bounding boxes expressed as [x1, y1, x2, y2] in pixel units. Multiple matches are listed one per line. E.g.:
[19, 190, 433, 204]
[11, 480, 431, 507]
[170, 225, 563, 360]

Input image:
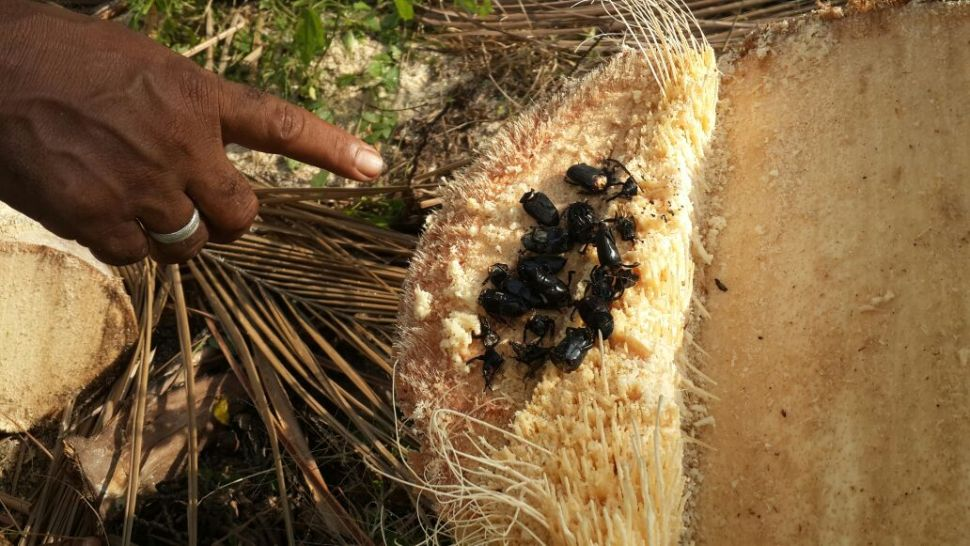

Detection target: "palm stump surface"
[692, 3, 970, 544]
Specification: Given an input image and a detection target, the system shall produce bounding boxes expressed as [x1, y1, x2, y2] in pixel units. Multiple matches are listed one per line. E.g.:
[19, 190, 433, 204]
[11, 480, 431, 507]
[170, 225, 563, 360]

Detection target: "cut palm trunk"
[395, 1, 717, 543]
[689, 2, 970, 544]
[0, 203, 136, 432]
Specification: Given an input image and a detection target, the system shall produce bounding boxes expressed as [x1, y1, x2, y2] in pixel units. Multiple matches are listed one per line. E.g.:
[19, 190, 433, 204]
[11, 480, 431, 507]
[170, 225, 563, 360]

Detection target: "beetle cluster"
[468, 160, 642, 390]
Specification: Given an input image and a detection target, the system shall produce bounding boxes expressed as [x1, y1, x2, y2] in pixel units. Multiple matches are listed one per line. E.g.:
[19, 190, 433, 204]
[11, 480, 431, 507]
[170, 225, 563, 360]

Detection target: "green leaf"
[336, 74, 358, 88]
[381, 12, 401, 31]
[382, 65, 400, 92]
[392, 0, 414, 21]
[310, 170, 330, 188]
[365, 58, 386, 80]
[345, 197, 405, 229]
[294, 8, 327, 65]
[363, 14, 382, 31]
[314, 107, 335, 123]
[455, 0, 493, 16]
[285, 157, 306, 172]
[341, 30, 358, 52]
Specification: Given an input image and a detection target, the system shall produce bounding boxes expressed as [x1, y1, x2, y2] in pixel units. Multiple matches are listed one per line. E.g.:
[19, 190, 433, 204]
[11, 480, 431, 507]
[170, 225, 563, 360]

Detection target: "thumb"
[217, 79, 384, 181]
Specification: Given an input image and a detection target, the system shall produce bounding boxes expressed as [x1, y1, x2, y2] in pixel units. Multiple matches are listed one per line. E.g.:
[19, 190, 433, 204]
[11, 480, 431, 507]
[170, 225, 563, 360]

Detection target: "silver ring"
[147, 208, 201, 244]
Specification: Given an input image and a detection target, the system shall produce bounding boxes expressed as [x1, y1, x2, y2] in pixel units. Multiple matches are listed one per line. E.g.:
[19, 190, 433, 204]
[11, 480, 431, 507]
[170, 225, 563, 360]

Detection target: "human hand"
[0, 0, 384, 264]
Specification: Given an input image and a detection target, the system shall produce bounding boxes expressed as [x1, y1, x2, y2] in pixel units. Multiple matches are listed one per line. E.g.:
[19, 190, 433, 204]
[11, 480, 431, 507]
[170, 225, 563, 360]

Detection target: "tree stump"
[0, 203, 137, 431]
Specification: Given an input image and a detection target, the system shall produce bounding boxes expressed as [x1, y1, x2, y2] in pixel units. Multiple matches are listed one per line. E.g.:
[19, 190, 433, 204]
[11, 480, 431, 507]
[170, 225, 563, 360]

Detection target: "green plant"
[126, 0, 494, 171]
[345, 196, 406, 228]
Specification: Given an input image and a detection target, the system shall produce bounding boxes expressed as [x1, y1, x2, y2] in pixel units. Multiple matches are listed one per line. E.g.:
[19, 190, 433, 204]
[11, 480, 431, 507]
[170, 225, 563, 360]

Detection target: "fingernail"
[354, 145, 384, 179]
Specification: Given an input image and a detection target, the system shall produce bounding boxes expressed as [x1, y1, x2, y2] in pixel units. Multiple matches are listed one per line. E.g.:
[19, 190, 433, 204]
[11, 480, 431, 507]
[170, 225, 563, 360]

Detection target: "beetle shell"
[485, 262, 511, 287]
[614, 216, 638, 241]
[593, 224, 622, 267]
[518, 264, 572, 309]
[575, 295, 614, 339]
[467, 346, 504, 391]
[524, 314, 555, 342]
[565, 163, 610, 193]
[607, 179, 639, 201]
[550, 327, 595, 372]
[511, 341, 551, 378]
[587, 266, 618, 301]
[510, 341, 550, 365]
[521, 226, 572, 255]
[475, 315, 501, 348]
[501, 278, 541, 308]
[587, 265, 640, 301]
[517, 254, 568, 275]
[520, 190, 561, 226]
[564, 202, 599, 245]
[478, 289, 530, 319]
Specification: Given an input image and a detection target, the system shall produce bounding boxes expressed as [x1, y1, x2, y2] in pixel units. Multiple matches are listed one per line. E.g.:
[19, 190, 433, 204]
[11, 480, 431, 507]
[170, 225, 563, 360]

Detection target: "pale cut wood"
[691, 3, 970, 543]
[0, 203, 137, 431]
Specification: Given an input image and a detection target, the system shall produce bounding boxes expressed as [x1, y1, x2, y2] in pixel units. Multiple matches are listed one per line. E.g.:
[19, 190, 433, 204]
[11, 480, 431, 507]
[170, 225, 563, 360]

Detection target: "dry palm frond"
[418, 0, 844, 54]
[169, 264, 199, 546]
[121, 263, 155, 546]
[176, 184, 422, 543]
[9, 182, 418, 544]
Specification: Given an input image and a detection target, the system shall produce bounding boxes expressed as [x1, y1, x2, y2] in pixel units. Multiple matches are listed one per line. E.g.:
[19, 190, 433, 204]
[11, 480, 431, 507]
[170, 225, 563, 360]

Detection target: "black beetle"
[474, 315, 500, 348]
[478, 289, 530, 320]
[575, 295, 614, 339]
[610, 266, 639, 290]
[587, 265, 639, 301]
[607, 215, 638, 242]
[602, 158, 633, 183]
[586, 270, 616, 301]
[565, 163, 610, 194]
[563, 202, 599, 246]
[521, 226, 571, 255]
[586, 265, 622, 301]
[607, 178, 639, 201]
[517, 254, 568, 275]
[467, 346, 504, 391]
[593, 223, 622, 267]
[599, 159, 639, 201]
[550, 327, 595, 373]
[520, 190, 560, 226]
[501, 278, 540, 308]
[523, 314, 555, 342]
[518, 262, 572, 309]
[510, 341, 550, 378]
[484, 262, 511, 287]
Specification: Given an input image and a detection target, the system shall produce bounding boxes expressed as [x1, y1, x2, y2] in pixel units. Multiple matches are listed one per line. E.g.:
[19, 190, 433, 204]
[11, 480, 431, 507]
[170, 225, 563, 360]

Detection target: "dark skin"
[0, 0, 384, 265]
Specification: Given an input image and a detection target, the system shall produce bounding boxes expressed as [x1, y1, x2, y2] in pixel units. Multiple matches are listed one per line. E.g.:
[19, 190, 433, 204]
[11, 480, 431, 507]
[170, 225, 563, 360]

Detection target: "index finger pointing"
[217, 80, 384, 181]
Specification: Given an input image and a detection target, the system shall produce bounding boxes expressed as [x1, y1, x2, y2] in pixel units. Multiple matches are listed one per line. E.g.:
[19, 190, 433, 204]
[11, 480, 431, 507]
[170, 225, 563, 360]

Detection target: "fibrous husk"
[394, 1, 717, 543]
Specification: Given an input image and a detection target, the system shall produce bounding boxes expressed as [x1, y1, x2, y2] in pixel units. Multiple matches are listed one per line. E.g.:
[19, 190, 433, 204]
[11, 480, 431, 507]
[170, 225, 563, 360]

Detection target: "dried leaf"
[65, 374, 242, 516]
